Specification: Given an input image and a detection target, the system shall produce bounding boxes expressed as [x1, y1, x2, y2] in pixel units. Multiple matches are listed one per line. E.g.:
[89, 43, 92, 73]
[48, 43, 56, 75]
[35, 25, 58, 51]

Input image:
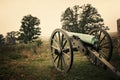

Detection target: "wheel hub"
[54, 47, 63, 56]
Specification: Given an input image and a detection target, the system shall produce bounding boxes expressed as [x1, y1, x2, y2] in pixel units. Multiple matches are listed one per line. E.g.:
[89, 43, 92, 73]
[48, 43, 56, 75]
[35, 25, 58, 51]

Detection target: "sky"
[0, 0, 120, 38]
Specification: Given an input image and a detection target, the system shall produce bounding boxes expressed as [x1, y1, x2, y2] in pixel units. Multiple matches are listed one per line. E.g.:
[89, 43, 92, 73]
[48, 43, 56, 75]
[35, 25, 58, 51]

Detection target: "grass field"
[0, 40, 120, 80]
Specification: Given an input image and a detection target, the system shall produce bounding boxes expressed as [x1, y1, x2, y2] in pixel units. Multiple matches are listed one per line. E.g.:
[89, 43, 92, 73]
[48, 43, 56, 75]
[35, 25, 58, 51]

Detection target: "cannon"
[50, 28, 120, 78]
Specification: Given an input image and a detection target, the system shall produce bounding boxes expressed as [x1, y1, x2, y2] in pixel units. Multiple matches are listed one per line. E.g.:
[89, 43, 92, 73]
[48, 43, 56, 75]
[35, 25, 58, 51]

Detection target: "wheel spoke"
[61, 34, 64, 47]
[100, 42, 109, 49]
[54, 55, 59, 62]
[60, 56, 63, 70]
[52, 38, 59, 48]
[99, 35, 106, 44]
[62, 48, 69, 53]
[63, 52, 70, 58]
[62, 55, 67, 70]
[100, 42, 109, 46]
[54, 34, 59, 43]
[57, 56, 60, 68]
[62, 40, 67, 48]
[101, 46, 109, 49]
[58, 32, 61, 45]
[51, 45, 58, 49]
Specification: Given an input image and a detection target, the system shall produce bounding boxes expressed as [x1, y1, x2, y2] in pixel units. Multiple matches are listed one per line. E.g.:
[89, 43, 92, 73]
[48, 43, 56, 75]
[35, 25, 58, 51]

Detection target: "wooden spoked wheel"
[89, 28, 113, 64]
[50, 29, 73, 73]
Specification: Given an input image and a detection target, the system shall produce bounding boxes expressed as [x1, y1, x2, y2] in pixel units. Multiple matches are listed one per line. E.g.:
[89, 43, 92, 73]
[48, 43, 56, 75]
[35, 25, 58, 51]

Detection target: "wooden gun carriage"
[50, 28, 120, 79]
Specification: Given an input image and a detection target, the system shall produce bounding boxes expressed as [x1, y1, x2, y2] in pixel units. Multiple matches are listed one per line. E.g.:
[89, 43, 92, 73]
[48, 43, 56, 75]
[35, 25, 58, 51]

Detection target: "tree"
[0, 34, 5, 45]
[79, 4, 108, 34]
[61, 5, 80, 32]
[19, 14, 41, 43]
[5, 31, 20, 44]
[61, 4, 108, 34]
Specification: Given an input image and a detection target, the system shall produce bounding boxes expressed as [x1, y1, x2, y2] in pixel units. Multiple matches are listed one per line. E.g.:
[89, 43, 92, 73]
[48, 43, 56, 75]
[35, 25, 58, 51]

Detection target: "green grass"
[0, 41, 120, 80]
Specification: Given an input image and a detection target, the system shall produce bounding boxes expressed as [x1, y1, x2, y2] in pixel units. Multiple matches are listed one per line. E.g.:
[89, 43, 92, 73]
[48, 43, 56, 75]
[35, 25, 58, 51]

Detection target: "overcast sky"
[0, 0, 120, 37]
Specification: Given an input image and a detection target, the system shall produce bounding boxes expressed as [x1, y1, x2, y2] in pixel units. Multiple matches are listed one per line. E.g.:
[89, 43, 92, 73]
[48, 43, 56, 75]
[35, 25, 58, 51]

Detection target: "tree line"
[0, 4, 109, 46]
[0, 14, 41, 45]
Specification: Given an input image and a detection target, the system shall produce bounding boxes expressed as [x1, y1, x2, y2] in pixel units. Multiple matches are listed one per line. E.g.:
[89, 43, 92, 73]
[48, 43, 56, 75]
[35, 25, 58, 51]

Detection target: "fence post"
[117, 19, 120, 54]
[117, 19, 120, 35]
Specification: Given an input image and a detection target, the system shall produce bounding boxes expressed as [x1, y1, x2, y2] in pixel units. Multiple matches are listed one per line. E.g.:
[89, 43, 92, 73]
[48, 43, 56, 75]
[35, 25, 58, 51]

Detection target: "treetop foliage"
[61, 4, 109, 34]
[6, 31, 20, 44]
[19, 14, 41, 43]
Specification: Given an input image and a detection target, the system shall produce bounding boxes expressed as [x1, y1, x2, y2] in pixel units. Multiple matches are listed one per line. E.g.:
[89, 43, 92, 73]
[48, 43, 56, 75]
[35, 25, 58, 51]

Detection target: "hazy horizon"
[0, 0, 120, 37]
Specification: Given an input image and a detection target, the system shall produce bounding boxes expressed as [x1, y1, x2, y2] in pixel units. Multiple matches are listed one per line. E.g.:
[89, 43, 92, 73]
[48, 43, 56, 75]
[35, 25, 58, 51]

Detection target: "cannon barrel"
[65, 30, 98, 45]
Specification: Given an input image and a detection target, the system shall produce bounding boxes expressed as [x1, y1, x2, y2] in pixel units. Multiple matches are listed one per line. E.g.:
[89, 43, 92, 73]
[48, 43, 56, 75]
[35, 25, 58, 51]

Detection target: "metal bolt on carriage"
[50, 28, 120, 79]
